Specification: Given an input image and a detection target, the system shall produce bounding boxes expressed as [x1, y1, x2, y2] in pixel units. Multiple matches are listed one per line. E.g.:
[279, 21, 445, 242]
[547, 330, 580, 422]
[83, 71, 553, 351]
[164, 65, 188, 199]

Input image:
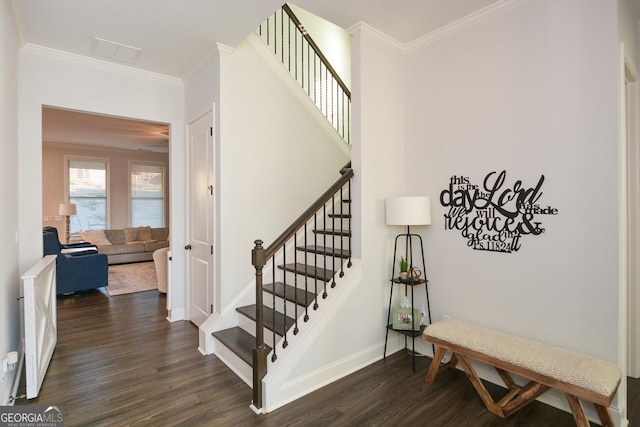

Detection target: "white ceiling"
[16, 0, 499, 151]
[43, 107, 170, 153]
[16, 0, 499, 79]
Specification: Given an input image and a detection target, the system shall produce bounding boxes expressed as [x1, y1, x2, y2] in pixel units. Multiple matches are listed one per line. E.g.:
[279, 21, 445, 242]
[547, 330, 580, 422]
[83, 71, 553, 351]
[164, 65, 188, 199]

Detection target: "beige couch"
[80, 226, 169, 265]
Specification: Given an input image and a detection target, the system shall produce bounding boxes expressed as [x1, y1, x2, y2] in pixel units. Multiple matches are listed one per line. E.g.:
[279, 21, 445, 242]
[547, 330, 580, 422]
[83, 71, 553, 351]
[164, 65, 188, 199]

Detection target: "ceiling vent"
[92, 37, 141, 64]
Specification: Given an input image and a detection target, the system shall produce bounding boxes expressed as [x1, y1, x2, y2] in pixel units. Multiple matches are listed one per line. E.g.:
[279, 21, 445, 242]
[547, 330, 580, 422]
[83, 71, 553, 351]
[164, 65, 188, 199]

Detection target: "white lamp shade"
[58, 203, 77, 216]
[385, 197, 431, 226]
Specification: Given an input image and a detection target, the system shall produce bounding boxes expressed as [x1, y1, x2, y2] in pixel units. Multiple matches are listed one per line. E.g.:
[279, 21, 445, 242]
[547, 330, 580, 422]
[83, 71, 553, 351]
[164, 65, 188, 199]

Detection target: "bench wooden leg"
[595, 404, 614, 427]
[565, 394, 590, 427]
[501, 381, 549, 418]
[457, 354, 505, 418]
[425, 347, 459, 384]
[496, 368, 515, 389]
[425, 346, 447, 384]
[454, 354, 551, 420]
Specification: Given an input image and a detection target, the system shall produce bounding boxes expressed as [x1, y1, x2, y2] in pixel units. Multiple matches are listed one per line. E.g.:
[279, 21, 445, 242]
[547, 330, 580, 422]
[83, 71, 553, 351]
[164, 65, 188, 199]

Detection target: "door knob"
[185, 244, 192, 250]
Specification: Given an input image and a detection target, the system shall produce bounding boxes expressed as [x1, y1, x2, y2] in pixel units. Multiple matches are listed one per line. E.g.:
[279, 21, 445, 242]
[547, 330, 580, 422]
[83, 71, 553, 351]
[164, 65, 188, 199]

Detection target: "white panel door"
[187, 112, 214, 327]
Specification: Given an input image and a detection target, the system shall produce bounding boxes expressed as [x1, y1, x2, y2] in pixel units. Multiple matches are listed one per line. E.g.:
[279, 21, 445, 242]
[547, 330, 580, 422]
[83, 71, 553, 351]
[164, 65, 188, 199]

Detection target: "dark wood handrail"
[282, 4, 351, 99]
[252, 162, 352, 409]
[265, 166, 353, 259]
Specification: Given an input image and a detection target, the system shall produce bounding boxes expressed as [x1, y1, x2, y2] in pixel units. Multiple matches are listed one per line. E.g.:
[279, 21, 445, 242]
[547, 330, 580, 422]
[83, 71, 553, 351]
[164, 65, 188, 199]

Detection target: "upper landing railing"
[257, 4, 351, 148]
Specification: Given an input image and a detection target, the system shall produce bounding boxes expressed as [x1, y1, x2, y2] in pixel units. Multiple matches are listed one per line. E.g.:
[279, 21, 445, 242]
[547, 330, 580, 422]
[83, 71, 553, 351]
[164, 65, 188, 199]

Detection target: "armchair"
[43, 228, 109, 295]
[42, 226, 95, 252]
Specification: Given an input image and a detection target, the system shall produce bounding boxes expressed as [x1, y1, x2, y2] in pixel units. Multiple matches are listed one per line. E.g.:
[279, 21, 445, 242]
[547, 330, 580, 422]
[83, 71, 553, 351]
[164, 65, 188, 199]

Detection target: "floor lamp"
[384, 196, 433, 371]
[58, 203, 77, 244]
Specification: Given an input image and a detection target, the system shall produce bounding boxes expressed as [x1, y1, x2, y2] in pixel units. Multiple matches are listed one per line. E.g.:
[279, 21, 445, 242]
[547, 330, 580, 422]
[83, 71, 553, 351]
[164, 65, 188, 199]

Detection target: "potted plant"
[399, 256, 409, 281]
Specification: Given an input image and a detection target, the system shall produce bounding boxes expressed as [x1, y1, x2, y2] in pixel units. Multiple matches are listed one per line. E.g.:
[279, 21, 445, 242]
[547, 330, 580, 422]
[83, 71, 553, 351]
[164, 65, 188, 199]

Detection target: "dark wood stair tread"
[297, 245, 350, 259]
[313, 228, 351, 237]
[278, 263, 335, 282]
[236, 305, 295, 336]
[212, 327, 271, 366]
[264, 282, 316, 307]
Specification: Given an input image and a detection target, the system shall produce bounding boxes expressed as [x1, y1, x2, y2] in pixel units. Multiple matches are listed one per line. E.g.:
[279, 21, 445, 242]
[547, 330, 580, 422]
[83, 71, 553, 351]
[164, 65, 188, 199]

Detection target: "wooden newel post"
[252, 239, 268, 410]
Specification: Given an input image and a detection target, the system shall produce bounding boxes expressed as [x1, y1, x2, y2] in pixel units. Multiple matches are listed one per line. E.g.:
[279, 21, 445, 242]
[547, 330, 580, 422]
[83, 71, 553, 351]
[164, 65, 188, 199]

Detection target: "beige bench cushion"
[424, 319, 621, 399]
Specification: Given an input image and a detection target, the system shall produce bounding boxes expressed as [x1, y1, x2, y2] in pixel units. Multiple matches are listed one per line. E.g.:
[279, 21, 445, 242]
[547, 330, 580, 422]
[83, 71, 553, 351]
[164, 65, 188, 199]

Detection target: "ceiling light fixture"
[92, 37, 142, 64]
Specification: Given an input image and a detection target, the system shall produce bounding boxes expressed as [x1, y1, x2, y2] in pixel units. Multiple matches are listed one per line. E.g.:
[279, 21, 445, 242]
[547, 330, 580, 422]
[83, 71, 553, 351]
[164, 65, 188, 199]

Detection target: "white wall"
[18, 47, 186, 317]
[186, 36, 350, 314]
[403, 0, 624, 419]
[348, 23, 407, 359]
[185, 49, 221, 124]
[215, 37, 350, 310]
[0, 0, 22, 396]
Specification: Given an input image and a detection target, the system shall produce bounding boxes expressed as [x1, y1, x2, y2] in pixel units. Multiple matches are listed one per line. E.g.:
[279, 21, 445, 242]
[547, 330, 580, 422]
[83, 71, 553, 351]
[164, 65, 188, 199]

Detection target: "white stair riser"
[211, 337, 253, 387]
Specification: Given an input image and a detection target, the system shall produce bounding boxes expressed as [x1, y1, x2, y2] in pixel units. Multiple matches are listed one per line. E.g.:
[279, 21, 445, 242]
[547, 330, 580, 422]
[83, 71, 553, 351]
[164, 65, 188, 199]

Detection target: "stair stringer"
[246, 32, 350, 159]
[261, 259, 379, 413]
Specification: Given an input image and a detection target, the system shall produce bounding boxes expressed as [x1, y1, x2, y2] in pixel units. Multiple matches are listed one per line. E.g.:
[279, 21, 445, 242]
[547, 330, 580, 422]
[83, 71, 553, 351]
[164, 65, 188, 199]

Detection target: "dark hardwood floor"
[16, 289, 637, 426]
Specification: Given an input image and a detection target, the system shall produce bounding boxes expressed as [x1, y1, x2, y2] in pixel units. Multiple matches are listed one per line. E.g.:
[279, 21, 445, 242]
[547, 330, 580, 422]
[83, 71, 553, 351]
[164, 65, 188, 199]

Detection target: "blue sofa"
[43, 227, 109, 295]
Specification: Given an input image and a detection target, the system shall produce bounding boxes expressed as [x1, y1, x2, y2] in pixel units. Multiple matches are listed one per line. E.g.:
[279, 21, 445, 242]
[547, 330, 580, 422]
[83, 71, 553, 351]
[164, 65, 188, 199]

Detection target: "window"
[130, 163, 165, 227]
[68, 159, 108, 233]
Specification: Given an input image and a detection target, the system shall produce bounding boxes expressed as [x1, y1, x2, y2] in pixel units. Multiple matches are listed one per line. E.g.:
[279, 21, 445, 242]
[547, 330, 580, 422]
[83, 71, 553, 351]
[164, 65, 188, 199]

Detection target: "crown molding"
[182, 42, 234, 81]
[349, 0, 530, 55]
[7, 0, 25, 46]
[405, 0, 532, 53]
[216, 42, 234, 55]
[20, 43, 183, 87]
[183, 47, 219, 81]
[348, 22, 405, 53]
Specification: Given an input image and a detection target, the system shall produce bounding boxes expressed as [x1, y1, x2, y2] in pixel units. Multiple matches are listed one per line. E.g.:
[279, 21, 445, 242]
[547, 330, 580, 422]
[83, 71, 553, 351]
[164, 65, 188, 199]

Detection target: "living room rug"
[107, 261, 158, 296]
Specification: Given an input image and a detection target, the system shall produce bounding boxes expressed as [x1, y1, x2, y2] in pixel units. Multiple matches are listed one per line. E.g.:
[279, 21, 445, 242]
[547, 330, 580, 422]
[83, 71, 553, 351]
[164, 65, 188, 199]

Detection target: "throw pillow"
[151, 227, 169, 241]
[124, 227, 140, 242]
[80, 230, 112, 246]
[104, 229, 125, 245]
[138, 226, 152, 241]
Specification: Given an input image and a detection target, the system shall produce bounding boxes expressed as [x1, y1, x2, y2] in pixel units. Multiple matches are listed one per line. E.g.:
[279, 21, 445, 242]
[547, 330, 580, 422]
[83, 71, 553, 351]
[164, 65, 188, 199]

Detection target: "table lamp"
[386, 196, 431, 272]
[58, 203, 77, 244]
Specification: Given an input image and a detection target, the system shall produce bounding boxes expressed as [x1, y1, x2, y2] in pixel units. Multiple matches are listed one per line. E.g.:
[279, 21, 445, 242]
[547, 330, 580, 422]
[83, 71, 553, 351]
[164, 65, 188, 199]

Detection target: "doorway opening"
[41, 106, 171, 300]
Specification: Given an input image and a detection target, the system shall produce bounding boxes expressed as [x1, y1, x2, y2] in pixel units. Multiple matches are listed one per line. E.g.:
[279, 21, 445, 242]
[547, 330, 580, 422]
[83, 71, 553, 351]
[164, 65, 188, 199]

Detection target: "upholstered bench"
[423, 319, 621, 427]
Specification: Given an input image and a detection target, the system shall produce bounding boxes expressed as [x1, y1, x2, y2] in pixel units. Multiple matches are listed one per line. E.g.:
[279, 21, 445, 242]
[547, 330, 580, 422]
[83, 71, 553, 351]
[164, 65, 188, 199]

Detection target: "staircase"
[212, 164, 353, 411]
[207, 5, 355, 412]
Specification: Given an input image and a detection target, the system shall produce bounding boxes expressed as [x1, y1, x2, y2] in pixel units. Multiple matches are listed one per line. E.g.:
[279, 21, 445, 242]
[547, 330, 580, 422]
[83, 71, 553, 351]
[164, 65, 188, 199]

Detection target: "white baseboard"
[266, 342, 383, 413]
[166, 307, 185, 322]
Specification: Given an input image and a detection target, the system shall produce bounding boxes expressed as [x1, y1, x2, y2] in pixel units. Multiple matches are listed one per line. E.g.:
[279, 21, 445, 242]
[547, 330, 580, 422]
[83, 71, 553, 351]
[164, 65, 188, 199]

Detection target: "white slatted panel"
[22, 255, 57, 399]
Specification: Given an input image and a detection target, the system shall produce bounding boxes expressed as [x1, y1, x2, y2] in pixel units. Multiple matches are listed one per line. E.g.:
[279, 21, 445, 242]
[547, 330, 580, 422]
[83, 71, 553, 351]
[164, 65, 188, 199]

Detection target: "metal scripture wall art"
[440, 171, 558, 253]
